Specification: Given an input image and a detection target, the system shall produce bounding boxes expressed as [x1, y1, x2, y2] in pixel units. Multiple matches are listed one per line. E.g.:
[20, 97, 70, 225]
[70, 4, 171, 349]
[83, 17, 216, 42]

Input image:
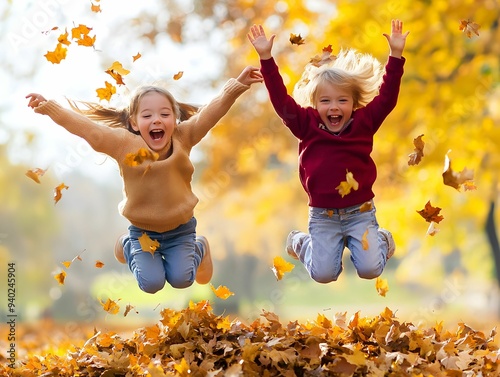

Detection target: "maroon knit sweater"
[260, 56, 405, 209]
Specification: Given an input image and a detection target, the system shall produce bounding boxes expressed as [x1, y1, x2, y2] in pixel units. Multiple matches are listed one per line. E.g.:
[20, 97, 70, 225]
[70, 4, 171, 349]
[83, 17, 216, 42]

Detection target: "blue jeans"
[289, 201, 390, 283]
[123, 217, 203, 293]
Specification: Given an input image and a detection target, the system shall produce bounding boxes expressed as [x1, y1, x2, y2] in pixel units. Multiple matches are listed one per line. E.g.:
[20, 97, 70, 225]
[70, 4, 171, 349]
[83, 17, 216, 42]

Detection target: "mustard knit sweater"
[35, 78, 250, 232]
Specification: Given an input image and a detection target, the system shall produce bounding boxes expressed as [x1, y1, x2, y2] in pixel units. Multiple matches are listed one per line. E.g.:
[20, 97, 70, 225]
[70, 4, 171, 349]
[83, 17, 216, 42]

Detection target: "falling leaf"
[210, 284, 235, 300]
[105, 61, 130, 85]
[57, 30, 71, 46]
[459, 19, 480, 38]
[61, 250, 86, 269]
[336, 170, 359, 198]
[408, 134, 425, 166]
[96, 81, 116, 101]
[124, 147, 159, 166]
[42, 26, 59, 34]
[25, 168, 46, 183]
[100, 298, 120, 315]
[426, 221, 440, 236]
[417, 200, 444, 224]
[61, 261, 72, 269]
[271, 256, 295, 281]
[95, 260, 105, 268]
[442, 151, 474, 191]
[44, 43, 68, 64]
[138, 233, 160, 257]
[289, 33, 305, 45]
[124, 304, 138, 317]
[90, 2, 101, 12]
[463, 181, 477, 191]
[362, 229, 369, 250]
[132, 52, 142, 61]
[54, 183, 69, 204]
[54, 270, 67, 285]
[310, 45, 336, 67]
[71, 24, 96, 47]
[173, 71, 184, 80]
[375, 277, 389, 297]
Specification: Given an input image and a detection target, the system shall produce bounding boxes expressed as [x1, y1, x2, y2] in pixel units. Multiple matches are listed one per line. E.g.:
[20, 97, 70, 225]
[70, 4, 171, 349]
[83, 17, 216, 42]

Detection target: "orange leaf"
[375, 277, 389, 297]
[173, 71, 184, 80]
[99, 298, 120, 315]
[124, 147, 159, 167]
[71, 24, 96, 47]
[95, 260, 105, 268]
[216, 315, 232, 332]
[210, 284, 235, 300]
[44, 43, 67, 64]
[459, 19, 480, 38]
[310, 45, 336, 67]
[96, 81, 116, 102]
[138, 233, 160, 257]
[25, 168, 46, 183]
[336, 170, 359, 198]
[90, 3, 101, 12]
[54, 270, 67, 285]
[124, 304, 138, 317]
[57, 30, 71, 46]
[61, 261, 72, 269]
[408, 134, 425, 166]
[105, 61, 130, 86]
[132, 52, 142, 62]
[417, 200, 444, 224]
[271, 256, 294, 281]
[362, 229, 369, 251]
[359, 201, 373, 213]
[442, 151, 474, 191]
[289, 33, 305, 45]
[54, 183, 69, 204]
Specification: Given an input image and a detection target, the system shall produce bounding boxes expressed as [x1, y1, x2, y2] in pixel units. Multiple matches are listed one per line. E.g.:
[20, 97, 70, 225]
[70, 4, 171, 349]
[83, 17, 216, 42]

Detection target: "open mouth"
[328, 115, 342, 126]
[150, 129, 165, 140]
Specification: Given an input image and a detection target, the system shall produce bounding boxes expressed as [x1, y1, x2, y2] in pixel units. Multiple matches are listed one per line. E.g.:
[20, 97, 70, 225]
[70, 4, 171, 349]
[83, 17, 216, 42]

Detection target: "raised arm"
[247, 24, 276, 60]
[383, 19, 409, 59]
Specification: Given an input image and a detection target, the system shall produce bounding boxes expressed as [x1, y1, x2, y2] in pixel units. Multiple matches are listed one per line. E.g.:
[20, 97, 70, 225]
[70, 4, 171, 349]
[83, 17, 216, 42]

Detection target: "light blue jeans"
[122, 217, 203, 294]
[289, 201, 390, 283]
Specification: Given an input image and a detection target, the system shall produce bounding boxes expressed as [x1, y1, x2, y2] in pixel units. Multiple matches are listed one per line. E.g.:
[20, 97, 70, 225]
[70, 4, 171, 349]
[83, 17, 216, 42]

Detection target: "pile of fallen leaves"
[1, 301, 498, 376]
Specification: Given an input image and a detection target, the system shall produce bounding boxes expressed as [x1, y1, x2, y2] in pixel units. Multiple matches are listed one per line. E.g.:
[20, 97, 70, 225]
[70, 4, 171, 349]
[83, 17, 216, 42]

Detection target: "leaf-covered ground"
[1, 301, 498, 376]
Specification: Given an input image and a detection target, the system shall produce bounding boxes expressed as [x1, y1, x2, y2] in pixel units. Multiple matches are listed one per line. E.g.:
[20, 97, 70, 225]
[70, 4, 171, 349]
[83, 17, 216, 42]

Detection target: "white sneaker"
[114, 234, 127, 264]
[195, 236, 213, 284]
[285, 230, 300, 260]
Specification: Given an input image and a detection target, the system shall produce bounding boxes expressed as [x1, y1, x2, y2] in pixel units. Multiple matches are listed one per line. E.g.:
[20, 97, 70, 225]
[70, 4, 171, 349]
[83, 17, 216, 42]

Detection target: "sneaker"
[195, 236, 213, 284]
[379, 228, 395, 260]
[114, 234, 127, 264]
[285, 230, 300, 260]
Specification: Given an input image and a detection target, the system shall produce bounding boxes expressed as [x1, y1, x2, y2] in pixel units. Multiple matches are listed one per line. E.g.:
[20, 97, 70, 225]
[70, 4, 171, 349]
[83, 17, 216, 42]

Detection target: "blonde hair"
[69, 86, 199, 133]
[293, 48, 383, 110]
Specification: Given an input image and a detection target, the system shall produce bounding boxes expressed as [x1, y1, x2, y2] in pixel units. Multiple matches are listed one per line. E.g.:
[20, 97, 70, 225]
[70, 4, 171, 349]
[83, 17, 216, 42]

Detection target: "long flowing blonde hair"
[293, 48, 383, 110]
[68, 86, 199, 134]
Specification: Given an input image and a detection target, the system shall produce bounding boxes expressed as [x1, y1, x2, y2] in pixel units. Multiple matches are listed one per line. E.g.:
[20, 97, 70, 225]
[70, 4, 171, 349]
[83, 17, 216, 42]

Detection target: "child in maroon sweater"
[248, 20, 408, 283]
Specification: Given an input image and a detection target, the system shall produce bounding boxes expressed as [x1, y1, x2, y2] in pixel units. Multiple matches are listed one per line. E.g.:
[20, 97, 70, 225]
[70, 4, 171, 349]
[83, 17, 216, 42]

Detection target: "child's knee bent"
[167, 275, 194, 289]
[310, 269, 342, 284]
[356, 267, 383, 280]
[137, 277, 165, 294]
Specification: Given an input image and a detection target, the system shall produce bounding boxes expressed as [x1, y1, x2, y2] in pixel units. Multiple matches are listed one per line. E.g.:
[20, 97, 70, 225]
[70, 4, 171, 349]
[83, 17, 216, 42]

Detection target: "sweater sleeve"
[33, 100, 127, 157]
[260, 58, 311, 139]
[178, 78, 250, 147]
[361, 56, 405, 133]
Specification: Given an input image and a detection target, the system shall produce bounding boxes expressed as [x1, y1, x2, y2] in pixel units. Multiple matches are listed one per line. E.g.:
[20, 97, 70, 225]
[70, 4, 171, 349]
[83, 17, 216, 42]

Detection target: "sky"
[1, 0, 226, 183]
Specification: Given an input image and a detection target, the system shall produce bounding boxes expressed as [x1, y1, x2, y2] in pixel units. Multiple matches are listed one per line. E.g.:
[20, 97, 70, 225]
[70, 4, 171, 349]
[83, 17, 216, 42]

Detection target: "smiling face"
[314, 82, 354, 133]
[130, 91, 176, 152]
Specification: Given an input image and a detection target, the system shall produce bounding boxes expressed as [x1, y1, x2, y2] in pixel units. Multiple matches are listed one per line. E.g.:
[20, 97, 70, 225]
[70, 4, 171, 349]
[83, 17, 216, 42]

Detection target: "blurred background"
[0, 0, 499, 334]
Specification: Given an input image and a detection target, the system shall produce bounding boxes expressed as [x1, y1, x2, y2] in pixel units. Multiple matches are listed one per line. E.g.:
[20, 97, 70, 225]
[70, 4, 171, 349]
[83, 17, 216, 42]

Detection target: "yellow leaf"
[96, 81, 116, 102]
[105, 61, 130, 85]
[25, 168, 46, 183]
[57, 29, 71, 46]
[54, 183, 69, 204]
[124, 304, 138, 317]
[359, 201, 373, 212]
[61, 261, 72, 269]
[375, 277, 389, 297]
[44, 43, 67, 64]
[174, 358, 190, 376]
[90, 3, 101, 12]
[210, 284, 235, 300]
[100, 298, 120, 315]
[336, 170, 359, 197]
[124, 147, 159, 167]
[271, 256, 294, 281]
[71, 24, 96, 47]
[54, 270, 66, 285]
[362, 229, 369, 250]
[216, 315, 232, 332]
[138, 233, 160, 257]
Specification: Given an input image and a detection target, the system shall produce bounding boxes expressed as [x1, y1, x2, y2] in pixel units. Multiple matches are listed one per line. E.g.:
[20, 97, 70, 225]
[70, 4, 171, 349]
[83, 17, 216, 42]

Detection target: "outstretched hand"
[26, 93, 47, 108]
[383, 19, 409, 59]
[236, 66, 264, 86]
[247, 24, 275, 60]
